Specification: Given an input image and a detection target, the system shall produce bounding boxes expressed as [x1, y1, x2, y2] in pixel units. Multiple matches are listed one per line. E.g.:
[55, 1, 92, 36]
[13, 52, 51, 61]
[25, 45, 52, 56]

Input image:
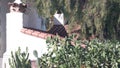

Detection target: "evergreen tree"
[22, 0, 120, 40]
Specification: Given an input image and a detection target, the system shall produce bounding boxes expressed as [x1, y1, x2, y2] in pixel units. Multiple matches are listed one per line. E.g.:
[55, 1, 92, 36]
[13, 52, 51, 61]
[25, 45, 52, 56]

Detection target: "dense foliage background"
[22, 0, 120, 41]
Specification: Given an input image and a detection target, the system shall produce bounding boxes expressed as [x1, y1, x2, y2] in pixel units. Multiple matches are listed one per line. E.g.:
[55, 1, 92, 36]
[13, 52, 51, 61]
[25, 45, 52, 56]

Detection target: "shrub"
[34, 35, 120, 68]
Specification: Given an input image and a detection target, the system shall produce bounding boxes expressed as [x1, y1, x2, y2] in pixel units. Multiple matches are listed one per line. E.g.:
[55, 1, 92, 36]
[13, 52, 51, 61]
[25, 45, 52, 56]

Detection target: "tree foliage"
[22, 0, 120, 40]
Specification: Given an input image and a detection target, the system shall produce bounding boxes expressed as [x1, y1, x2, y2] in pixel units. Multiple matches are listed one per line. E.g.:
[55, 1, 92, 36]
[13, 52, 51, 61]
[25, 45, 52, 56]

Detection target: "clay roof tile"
[21, 25, 68, 39]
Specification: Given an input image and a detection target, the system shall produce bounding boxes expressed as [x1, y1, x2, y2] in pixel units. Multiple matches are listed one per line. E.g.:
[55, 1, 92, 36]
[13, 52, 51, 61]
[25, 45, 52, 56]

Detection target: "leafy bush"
[9, 47, 31, 68]
[34, 35, 120, 68]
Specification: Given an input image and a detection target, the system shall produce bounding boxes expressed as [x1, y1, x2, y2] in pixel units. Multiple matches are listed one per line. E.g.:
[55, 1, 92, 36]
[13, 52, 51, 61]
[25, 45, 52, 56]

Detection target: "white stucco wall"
[2, 12, 48, 68]
[54, 12, 65, 25]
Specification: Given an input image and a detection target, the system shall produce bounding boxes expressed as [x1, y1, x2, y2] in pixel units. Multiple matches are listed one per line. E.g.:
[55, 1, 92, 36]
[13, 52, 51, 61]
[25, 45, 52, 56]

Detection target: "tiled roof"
[21, 25, 68, 39]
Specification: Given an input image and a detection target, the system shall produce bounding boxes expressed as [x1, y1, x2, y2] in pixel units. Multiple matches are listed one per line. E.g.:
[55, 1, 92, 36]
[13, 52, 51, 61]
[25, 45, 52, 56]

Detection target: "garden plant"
[34, 35, 120, 68]
[9, 47, 31, 68]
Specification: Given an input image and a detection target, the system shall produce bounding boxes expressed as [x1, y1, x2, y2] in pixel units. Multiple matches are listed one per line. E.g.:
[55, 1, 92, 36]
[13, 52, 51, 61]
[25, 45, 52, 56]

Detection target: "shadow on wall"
[23, 6, 44, 31]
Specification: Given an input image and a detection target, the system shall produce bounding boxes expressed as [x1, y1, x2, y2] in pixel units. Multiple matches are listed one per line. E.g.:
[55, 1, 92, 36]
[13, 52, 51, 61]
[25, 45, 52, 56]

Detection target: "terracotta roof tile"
[25, 29, 34, 35]
[38, 32, 48, 39]
[31, 31, 40, 37]
[20, 28, 28, 33]
[21, 25, 68, 39]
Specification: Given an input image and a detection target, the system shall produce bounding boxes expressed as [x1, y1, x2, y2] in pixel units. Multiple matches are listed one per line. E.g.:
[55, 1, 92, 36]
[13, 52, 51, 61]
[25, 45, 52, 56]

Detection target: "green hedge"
[34, 35, 120, 68]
